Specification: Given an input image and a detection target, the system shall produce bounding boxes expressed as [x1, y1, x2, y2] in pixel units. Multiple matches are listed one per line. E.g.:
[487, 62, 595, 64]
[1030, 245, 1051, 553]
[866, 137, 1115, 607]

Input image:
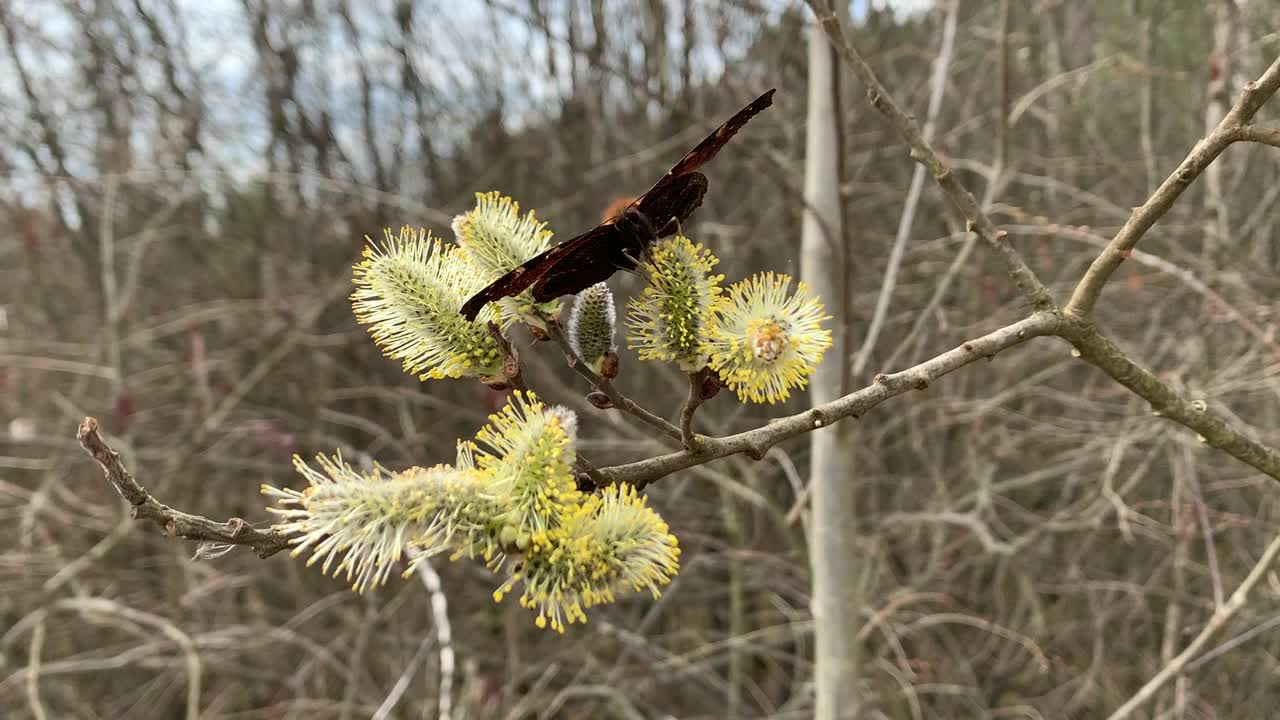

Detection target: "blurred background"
[5, 0, 1280, 718]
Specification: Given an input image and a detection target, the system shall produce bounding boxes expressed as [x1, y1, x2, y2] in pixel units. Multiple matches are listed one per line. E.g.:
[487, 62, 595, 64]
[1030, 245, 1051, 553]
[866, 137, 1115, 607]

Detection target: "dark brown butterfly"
[460, 89, 776, 321]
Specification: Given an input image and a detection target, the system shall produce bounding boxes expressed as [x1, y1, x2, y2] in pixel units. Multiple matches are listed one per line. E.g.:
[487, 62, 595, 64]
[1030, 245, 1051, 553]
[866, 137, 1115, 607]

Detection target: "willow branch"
[805, 0, 1055, 312]
[1233, 124, 1280, 148]
[601, 312, 1060, 489]
[76, 417, 294, 558]
[1059, 317, 1280, 480]
[1066, 55, 1280, 317]
[543, 318, 682, 442]
[679, 369, 711, 452]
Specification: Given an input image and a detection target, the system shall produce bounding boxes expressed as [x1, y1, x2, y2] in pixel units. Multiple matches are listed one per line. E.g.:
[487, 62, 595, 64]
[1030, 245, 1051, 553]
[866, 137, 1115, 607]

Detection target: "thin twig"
[25, 611, 47, 720]
[372, 554, 450, 720]
[76, 417, 295, 558]
[57, 598, 202, 720]
[414, 557, 456, 720]
[1066, 55, 1280, 317]
[679, 369, 710, 452]
[601, 312, 1060, 488]
[488, 322, 527, 391]
[543, 317, 682, 442]
[1107, 530, 1280, 719]
[805, 0, 1055, 312]
[1233, 124, 1280, 147]
[1058, 316, 1280, 481]
[851, 0, 960, 379]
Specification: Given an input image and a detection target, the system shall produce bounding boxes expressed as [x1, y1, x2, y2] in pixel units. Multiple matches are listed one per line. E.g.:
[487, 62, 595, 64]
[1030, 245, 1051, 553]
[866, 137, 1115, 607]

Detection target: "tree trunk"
[801, 17, 858, 720]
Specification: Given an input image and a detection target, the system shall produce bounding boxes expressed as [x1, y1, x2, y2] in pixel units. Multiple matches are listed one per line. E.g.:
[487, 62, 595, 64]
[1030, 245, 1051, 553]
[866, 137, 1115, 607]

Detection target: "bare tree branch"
[602, 312, 1060, 489]
[1066, 55, 1280, 317]
[1233, 124, 1280, 148]
[1107, 529, 1280, 719]
[805, 0, 1055, 312]
[679, 368, 711, 452]
[543, 317, 683, 443]
[76, 417, 294, 558]
[1058, 316, 1280, 480]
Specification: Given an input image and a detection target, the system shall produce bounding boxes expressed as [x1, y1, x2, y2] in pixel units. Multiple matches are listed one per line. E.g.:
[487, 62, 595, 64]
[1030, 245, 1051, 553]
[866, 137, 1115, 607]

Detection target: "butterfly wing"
[624, 89, 773, 237]
[459, 226, 611, 320]
[534, 173, 709, 305]
[645, 89, 775, 192]
[460, 89, 775, 320]
[531, 225, 637, 302]
[635, 172, 708, 239]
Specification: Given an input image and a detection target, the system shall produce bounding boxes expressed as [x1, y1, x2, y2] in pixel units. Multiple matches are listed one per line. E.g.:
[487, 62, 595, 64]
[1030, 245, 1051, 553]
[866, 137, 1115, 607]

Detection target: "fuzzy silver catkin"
[566, 283, 616, 368]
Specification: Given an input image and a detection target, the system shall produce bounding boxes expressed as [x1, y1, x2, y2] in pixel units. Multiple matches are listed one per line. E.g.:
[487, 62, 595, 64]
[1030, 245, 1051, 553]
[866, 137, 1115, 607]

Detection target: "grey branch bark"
[76, 417, 295, 558]
[1066, 55, 1280, 317]
[805, 0, 1055, 313]
[604, 313, 1060, 489]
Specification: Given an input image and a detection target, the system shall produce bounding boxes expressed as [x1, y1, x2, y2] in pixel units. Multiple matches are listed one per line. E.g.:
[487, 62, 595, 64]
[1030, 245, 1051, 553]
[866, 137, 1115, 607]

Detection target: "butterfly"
[460, 89, 776, 321]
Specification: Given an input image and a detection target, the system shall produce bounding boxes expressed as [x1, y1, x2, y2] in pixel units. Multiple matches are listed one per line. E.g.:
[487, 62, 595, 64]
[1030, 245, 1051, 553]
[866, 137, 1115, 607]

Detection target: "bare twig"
[25, 611, 47, 720]
[410, 554, 455, 720]
[1058, 316, 1280, 480]
[805, 0, 1055, 312]
[601, 312, 1060, 488]
[1066, 56, 1280, 317]
[371, 566, 445, 717]
[1233, 124, 1280, 147]
[76, 417, 295, 558]
[1107, 530, 1280, 719]
[851, 0, 959, 379]
[679, 368, 711, 452]
[57, 598, 202, 720]
[543, 318, 683, 442]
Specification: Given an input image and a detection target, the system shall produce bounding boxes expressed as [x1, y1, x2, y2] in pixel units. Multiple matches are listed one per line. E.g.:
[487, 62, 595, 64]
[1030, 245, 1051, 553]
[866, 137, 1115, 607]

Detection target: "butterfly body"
[460, 89, 775, 321]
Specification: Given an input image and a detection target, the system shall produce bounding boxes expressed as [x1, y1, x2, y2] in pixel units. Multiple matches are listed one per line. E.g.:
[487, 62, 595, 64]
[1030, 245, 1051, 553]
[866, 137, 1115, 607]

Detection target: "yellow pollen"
[750, 319, 788, 362]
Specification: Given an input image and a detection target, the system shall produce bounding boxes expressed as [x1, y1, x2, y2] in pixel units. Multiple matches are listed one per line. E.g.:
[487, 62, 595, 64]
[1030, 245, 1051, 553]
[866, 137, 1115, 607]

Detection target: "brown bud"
[502, 350, 521, 380]
[586, 391, 614, 409]
[600, 351, 620, 379]
[699, 371, 723, 400]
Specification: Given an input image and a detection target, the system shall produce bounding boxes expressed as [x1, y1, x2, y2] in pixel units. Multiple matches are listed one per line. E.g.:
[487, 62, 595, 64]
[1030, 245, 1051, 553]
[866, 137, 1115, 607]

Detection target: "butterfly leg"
[618, 246, 646, 276]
